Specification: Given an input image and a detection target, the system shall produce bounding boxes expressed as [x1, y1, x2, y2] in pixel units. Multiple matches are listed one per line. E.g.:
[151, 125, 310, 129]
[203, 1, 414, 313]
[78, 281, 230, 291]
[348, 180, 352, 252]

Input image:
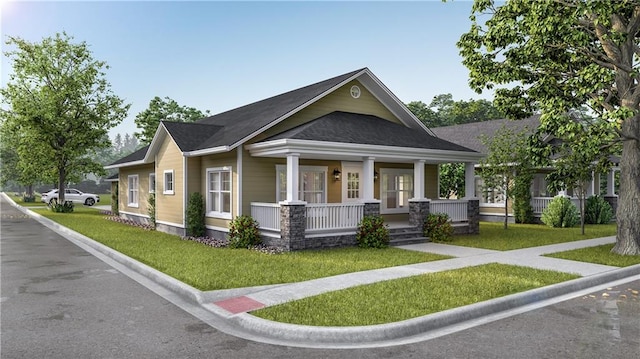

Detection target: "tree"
[407, 94, 504, 198]
[0, 32, 129, 203]
[458, 0, 640, 255]
[134, 96, 211, 144]
[479, 126, 533, 229]
[439, 163, 465, 198]
[113, 133, 123, 153]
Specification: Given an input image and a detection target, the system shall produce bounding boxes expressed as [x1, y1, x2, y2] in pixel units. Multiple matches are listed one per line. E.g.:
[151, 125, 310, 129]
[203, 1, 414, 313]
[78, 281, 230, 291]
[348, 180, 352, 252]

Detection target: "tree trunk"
[57, 169, 66, 203]
[504, 185, 509, 230]
[612, 117, 640, 255]
[580, 195, 585, 235]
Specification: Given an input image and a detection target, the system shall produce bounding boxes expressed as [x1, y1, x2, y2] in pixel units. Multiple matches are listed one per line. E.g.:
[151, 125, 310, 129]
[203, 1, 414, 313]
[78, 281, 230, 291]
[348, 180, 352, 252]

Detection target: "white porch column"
[586, 171, 595, 197]
[464, 162, 476, 199]
[606, 169, 616, 196]
[362, 156, 376, 201]
[411, 160, 426, 200]
[284, 153, 302, 203]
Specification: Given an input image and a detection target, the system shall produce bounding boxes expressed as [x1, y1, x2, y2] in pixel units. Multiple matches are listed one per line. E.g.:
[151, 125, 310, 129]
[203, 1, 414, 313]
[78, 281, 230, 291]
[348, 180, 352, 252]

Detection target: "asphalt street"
[1, 197, 638, 358]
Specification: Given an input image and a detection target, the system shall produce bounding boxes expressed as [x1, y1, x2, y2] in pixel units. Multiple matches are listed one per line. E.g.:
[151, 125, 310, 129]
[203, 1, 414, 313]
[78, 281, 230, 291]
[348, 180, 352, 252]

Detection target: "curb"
[5, 193, 640, 348]
[3, 194, 205, 305]
[227, 263, 640, 346]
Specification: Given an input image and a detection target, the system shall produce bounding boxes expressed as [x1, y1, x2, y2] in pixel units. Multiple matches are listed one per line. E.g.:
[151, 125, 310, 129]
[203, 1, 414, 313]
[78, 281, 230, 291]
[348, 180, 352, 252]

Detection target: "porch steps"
[388, 226, 429, 246]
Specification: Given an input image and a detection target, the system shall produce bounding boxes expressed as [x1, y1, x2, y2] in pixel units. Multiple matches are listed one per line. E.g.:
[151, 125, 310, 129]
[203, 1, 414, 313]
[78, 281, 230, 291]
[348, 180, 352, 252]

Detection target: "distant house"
[432, 116, 619, 222]
[106, 68, 483, 250]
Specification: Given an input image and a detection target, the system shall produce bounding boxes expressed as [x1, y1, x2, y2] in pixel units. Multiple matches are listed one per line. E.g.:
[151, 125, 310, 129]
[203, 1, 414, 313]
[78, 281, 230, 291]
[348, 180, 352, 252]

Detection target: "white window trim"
[380, 168, 414, 214]
[163, 170, 174, 195]
[127, 175, 139, 208]
[276, 165, 328, 203]
[206, 166, 232, 219]
[149, 173, 156, 194]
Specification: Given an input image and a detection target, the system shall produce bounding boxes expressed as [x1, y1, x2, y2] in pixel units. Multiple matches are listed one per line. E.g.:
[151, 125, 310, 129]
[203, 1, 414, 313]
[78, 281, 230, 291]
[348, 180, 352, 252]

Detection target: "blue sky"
[1, 1, 493, 139]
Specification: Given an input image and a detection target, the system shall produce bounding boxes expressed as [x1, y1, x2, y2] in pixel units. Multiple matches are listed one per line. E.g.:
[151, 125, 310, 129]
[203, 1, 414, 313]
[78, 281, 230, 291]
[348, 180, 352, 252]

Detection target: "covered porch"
[246, 146, 482, 250]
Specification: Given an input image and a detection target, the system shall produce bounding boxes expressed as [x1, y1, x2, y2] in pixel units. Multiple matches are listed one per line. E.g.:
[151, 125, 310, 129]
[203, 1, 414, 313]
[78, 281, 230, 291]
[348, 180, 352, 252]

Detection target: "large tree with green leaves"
[0, 32, 129, 203]
[134, 96, 211, 144]
[458, 0, 640, 255]
[407, 94, 503, 128]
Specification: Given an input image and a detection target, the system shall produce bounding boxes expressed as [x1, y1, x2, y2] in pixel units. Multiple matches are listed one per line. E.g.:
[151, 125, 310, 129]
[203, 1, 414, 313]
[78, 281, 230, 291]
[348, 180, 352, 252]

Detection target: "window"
[163, 170, 174, 195]
[207, 167, 232, 218]
[381, 169, 413, 214]
[276, 165, 327, 203]
[149, 173, 156, 194]
[128, 175, 139, 207]
[475, 176, 507, 205]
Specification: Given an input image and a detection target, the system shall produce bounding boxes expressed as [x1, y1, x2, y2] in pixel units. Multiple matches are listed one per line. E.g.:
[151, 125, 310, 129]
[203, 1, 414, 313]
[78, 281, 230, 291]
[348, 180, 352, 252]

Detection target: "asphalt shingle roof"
[262, 111, 477, 152]
[108, 145, 150, 166]
[431, 115, 541, 154]
[180, 68, 366, 151]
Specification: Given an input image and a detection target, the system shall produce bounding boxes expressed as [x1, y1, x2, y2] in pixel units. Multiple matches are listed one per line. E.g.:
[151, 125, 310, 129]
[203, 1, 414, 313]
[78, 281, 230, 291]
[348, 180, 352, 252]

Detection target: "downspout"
[237, 147, 243, 216]
[183, 155, 187, 229]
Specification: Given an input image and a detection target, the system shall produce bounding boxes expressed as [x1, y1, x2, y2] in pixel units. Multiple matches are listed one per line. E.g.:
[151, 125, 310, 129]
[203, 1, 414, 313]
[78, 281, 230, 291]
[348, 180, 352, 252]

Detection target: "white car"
[41, 189, 100, 206]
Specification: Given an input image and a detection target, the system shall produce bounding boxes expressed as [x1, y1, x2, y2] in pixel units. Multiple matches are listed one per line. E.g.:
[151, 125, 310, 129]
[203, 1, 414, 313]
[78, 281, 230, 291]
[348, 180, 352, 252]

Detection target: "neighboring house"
[432, 116, 620, 222]
[106, 68, 483, 250]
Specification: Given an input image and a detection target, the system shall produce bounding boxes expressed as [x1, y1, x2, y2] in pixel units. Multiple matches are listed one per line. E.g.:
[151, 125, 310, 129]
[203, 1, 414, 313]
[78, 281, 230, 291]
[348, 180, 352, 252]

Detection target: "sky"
[1, 0, 494, 140]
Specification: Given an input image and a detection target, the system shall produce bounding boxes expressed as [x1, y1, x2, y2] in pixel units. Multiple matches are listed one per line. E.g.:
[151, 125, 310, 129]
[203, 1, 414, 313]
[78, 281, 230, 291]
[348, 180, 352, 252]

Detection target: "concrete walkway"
[4, 192, 640, 349]
[205, 236, 619, 315]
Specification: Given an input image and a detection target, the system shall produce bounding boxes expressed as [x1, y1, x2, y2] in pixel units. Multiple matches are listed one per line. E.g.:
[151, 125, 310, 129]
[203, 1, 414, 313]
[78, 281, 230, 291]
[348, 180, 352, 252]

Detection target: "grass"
[545, 244, 640, 267]
[252, 263, 579, 326]
[449, 222, 617, 251]
[32, 207, 451, 290]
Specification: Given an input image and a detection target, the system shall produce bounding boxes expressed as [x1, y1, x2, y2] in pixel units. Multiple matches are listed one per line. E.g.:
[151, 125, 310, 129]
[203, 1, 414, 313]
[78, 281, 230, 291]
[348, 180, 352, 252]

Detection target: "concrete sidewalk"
[4, 192, 640, 349]
[206, 236, 619, 315]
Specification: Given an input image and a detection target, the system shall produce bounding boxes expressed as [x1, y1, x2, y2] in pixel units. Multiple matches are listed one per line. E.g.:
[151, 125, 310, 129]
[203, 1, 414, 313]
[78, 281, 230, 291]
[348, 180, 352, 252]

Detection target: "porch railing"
[531, 196, 582, 214]
[251, 202, 281, 231]
[430, 200, 468, 222]
[306, 203, 364, 232]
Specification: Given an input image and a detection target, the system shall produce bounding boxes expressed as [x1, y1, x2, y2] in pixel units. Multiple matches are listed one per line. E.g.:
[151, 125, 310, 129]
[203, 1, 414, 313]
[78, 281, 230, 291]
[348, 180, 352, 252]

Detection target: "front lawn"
[252, 263, 579, 326]
[450, 222, 617, 251]
[545, 244, 640, 267]
[33, 207, 451, 290]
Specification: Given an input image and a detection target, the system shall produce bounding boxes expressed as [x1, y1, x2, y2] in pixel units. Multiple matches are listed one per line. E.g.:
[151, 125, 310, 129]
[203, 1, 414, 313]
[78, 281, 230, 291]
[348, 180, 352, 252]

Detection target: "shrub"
[541, 196, 580, 228]
[356, 215, 390, 248]
[49, 200, 74, 213]
[147, 193, 156, 228]
[424, 213, 454, 242]
[512, 173, 535, 224]
[111, 183, 119, 215]
[228, 215, 261, 249]
[186, 192, 206, 237]
[22, 194, 36, 203]
[584, 195, 614, 224]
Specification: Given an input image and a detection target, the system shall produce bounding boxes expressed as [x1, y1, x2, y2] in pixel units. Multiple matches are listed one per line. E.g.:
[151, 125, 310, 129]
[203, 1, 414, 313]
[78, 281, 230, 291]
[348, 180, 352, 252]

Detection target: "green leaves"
[134, 96, 211, 145]
[1, 32, 129, 199]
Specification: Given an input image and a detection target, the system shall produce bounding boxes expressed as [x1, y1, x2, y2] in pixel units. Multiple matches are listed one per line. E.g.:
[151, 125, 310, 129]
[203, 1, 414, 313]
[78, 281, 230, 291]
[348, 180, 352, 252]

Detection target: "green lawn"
[33, 207, 451, 290]
[252, 263, 579, 326]
[545, 244, 640, 267]
[449, 222, 617, 251]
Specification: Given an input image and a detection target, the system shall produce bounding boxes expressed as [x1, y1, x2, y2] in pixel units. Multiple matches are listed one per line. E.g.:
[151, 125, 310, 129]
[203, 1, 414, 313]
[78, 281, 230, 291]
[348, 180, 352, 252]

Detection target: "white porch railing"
[531, 196, 582, 214]
[306, 203, 364, 232]
[430, 200, 468, 222]
[251, 202, 281, 231]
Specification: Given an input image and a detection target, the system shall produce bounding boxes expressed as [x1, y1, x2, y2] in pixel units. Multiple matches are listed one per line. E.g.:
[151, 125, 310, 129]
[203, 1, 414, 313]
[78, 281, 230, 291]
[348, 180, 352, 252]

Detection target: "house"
[106, 68, 484, 250]
[432, 116, 620, 222]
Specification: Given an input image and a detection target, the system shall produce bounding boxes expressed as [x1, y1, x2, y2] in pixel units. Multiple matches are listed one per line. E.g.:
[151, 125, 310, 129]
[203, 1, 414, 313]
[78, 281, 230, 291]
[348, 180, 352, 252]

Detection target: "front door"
[342, 162, 362, 203]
